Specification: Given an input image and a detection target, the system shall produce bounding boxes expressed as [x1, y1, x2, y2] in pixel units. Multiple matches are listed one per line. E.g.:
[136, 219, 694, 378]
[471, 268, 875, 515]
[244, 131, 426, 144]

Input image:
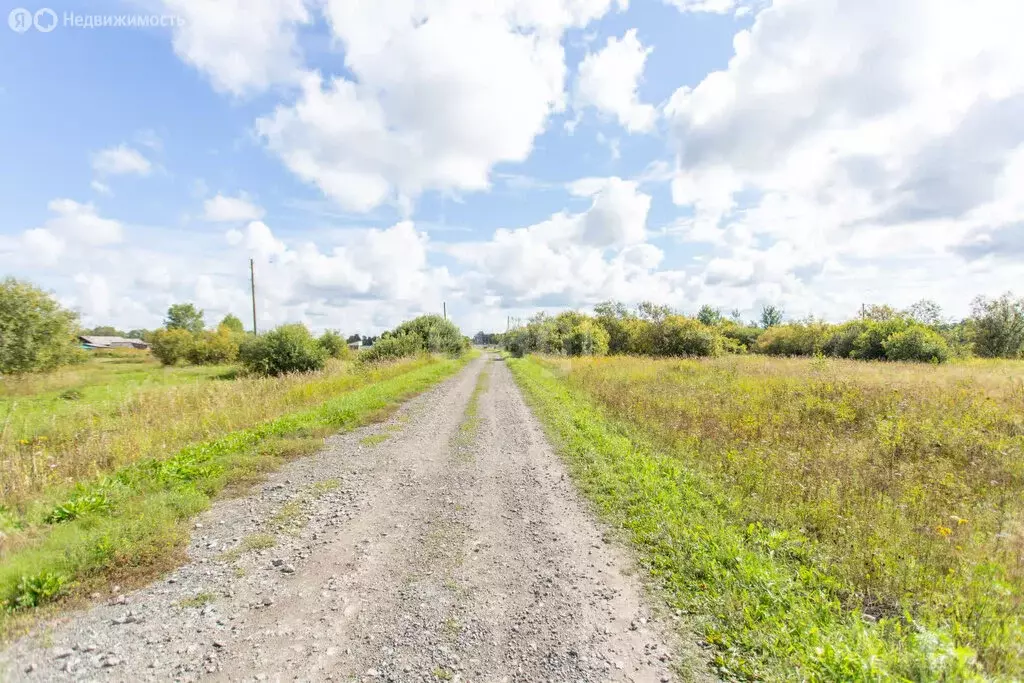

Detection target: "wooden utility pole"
[443, 301, 447, 320]
[250, 258, 258, 335]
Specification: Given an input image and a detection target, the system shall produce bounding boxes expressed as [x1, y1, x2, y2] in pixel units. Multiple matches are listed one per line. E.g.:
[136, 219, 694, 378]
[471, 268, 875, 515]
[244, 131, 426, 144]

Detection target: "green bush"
[149, 328, 196, 366]
[655, 316, 723, 357]
[391, 315, 467, 355]
[969, 293, 1024, 358]
[850, 319, 911, 360]
[819, 320, 867, 358]
[0, 278, 84, 374]
[618, 318, 654, 355]
[883, 326, 950, 363]
[564, 320, 610, 356]
[187, 328, 241, 365]
[358, 333, 423, 363]
[720, 324, 763, 352]
[594, 301, 633, 353]
[317, 330, 350, 359]
[754, 323, 828, 357]
[238, 324, 326, 376]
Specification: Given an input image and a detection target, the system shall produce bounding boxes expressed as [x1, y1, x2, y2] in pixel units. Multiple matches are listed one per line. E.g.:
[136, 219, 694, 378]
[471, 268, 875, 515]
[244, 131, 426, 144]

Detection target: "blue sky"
[1, 0, 1022, 335]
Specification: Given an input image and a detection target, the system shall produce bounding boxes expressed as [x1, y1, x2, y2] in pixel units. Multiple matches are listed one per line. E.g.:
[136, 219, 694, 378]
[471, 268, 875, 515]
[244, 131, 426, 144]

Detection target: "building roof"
[79, 335, 148, 348]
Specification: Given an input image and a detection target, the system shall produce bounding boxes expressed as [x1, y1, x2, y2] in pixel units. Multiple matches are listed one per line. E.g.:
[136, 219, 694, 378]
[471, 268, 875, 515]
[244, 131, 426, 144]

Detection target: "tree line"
[497, 294, 1024, 363]
[0, 277, 466, 377]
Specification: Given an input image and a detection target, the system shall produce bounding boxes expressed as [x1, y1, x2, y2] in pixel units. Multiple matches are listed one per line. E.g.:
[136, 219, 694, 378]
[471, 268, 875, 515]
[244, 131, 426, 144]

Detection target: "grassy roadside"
[0, 354, 468, 633]
[2, 355, 442, 506]
[508, 356, 1013, 681]
[0, 350, 230, 458]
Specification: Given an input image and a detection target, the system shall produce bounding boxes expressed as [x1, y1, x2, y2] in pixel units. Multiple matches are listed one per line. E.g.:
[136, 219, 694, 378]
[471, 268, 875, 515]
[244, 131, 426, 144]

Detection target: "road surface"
[3, 354, 700, 682]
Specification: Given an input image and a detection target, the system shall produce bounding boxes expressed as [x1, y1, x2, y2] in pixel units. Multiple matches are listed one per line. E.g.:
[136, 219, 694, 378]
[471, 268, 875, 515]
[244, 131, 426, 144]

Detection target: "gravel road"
[2, 354, 707, 682]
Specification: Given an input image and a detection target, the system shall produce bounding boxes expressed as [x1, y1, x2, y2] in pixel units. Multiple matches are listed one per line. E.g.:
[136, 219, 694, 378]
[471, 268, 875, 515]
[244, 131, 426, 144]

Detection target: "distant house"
[347, 341, 362, 351]
[79, 335, 150, 350]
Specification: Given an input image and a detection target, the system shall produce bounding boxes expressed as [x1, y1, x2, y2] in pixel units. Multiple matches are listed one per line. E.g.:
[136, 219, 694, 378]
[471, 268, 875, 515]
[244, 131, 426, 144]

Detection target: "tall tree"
[218, 313, 245, 334]
[85, 325, 125, 337]
[636, 301, 672, 323]
[970, 293, 1024, 358]
[164, 303, 205, 335]
[0, 277, 82, 374]
[697, 305, 723, 326]
[904, 299, 944, 326]
[760, 305, 784, 328]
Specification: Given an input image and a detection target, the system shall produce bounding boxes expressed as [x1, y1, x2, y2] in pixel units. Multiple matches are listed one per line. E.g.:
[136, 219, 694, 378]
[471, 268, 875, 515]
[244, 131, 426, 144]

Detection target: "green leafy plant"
[239, 324, 327, 376]
[883, 326, 950, 362]
[11, 571, 66, 609]
[46, 492, 112, 524]
[0, 277, 84, 375]
[149, 328, 196, 366]
[316, 330, 350, 359]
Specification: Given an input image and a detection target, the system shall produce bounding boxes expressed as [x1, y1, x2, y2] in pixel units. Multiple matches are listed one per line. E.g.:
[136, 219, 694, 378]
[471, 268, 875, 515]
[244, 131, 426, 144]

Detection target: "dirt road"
[3, 355, 697, 682]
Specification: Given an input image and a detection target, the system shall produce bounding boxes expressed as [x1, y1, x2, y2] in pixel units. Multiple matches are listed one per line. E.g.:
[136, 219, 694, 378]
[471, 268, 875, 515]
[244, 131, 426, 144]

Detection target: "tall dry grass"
[0, 357, 432, 508]
[543, 354, 1024, 673]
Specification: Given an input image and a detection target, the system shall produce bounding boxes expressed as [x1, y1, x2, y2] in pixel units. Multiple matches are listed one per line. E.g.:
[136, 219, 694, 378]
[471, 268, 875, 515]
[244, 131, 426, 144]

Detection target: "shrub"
[358, 333, 423, 363]
[149, 328, 196, 366]
[564, 320, 610, 356]
[970, 292, 1024, 358]
[594, 301, 633, 354]
[720, 324, 763, 352]
[622, 318, 656, 355]
[655, 316, 723, 357]
[883, 326, 951, 363]
[317, 330, 350, 359]
[391, 315, 467, 355]
[850, 319, 911, 360]
[238, 324, 326, 376]
[187, 328, 241, 365]
[0, 277, 84, 374]
[819, 320, 868, 358]
[754, 323, 828, 357]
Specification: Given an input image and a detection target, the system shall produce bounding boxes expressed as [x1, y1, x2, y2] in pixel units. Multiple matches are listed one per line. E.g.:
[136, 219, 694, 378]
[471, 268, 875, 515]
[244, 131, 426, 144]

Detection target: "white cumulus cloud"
[203, 194, 266, 222]
[92, 145, 152, 176]
[255, 0, 625, 212]
[162, 0, 312, 96]
[575, 29, 656, 133]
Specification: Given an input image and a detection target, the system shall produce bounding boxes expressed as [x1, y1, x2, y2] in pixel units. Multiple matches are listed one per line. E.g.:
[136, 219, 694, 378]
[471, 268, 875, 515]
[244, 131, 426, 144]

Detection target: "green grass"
[358, 433, 390, 447]
[451, 366, 488, 458]
[271, 499, 306, 529]
[509, 355, 1023, 681]
[177, 591, 216, 609]
[0, 354, 468, 632]
[220, 533, 277, 562]
[0, 350, 229, 438]
[0, 353, 449, 507]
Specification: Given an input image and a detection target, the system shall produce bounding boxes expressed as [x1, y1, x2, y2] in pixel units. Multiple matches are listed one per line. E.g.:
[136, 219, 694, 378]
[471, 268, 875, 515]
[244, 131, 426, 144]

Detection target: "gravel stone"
[0, 354, 710, 682]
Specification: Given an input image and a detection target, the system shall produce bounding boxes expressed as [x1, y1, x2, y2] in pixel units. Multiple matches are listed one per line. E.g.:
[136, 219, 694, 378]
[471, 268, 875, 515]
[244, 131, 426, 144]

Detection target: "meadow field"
[0, 348, 469, 628]
[510, 354, 1024, 680]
